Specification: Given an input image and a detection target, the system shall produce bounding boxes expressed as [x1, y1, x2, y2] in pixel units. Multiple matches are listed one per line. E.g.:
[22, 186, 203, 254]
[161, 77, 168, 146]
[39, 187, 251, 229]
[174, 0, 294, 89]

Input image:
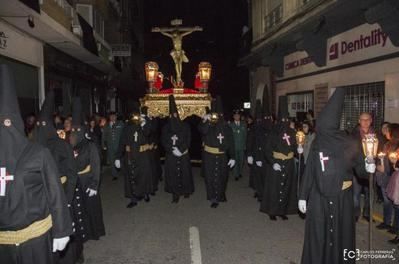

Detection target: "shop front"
[0, 20, 44, 118]
[277, 23, 399, 130]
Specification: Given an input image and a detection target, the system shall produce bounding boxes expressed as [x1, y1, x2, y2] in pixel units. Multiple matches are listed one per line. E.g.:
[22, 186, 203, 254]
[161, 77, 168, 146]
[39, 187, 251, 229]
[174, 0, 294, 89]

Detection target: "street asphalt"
[83, 166, 399, 264]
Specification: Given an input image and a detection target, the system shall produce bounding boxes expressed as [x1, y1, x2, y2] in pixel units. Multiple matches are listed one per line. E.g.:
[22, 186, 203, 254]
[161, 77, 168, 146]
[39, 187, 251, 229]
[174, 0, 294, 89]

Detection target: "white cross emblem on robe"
[319, 152, 329, 172]
[282, 133, 291, 146]
[171, 135, 178, 146]
[133, 131, 138, 142]
[217, 133, 224, 144]
[0, 167, 14, 196]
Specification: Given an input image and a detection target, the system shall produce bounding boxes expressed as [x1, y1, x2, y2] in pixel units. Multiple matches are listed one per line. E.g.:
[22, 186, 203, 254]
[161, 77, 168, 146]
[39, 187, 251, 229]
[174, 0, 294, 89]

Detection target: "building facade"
[242, 0, 399, 129]
[0, 0, 127, 118]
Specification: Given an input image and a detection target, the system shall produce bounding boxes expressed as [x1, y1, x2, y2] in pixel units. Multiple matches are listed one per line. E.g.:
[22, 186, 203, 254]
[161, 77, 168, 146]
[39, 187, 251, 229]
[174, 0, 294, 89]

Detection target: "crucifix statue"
[152, 19, 202, 87]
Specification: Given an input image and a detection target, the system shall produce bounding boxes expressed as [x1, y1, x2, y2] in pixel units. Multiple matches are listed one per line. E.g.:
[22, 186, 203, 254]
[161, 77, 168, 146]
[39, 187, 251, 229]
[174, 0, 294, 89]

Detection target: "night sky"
[142, 0, 250, 113]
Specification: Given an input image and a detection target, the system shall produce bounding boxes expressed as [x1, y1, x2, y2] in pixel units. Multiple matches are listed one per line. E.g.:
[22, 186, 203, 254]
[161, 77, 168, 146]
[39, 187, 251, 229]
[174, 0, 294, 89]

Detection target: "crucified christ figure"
[152, 21, 202, 85]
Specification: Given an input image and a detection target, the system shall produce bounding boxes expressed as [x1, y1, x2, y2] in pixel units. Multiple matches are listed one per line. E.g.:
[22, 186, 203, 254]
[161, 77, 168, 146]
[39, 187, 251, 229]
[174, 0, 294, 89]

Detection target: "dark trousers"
[353, 176, 370, 218]
[381, 187, 394, 226]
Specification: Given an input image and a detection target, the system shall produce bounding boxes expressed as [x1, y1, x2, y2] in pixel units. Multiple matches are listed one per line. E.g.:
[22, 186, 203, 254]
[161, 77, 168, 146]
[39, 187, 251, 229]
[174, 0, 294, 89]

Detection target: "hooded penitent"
[316, 88, 346, 146]
[276, 95, 290, 131]
[255, 99, 263, 120]
[70, 97, 86, 147]
[0, 64, 28, 172]
[277, 96, 289, 121]
[32, 90, 58, 145]
[169, 95, 182, 131]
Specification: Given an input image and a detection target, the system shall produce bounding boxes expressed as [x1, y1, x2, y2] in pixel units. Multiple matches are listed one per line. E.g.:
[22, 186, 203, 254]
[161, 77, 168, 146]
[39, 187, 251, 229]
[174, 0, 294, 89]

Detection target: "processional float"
[140, 19, 212, 120]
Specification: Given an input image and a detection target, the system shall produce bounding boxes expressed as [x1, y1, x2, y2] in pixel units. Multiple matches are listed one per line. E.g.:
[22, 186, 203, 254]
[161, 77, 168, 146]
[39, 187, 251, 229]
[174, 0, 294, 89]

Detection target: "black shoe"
[239, 174, 242, 178]
[279, 215, 288, 220]
[388, 227, 397, 234]
[211, 202, 219, 208]
[235, 177, 239, 181]
[112, 177, 118, 181]
[253, 192, 258, 198]
[376, 223, 391, 230]
[144, 195, 150, 202]
[183, 194, 190, 198]
[269, 215, 277, 221]
[172, 195, 179, 203]
[220, 194, 227, 202]
[389, 236, 399, 244]
[76, 252, 85, 264]
[126, 202, 137, 208]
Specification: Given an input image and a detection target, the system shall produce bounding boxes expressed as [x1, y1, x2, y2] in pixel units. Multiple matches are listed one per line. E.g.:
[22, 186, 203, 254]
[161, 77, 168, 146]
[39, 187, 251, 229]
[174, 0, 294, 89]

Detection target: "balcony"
[40, 0, 74, 31]
[264, 4, 283, 33]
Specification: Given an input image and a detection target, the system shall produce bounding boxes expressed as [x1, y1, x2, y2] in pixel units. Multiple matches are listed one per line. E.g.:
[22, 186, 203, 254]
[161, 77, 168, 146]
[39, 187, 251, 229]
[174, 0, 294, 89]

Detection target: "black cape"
[118, 122, 154, 198]
[161, 120, 194, 196]
[260, 123, 298, 216]
[198, 120, 235, 202]
[73, 140, 105, 240]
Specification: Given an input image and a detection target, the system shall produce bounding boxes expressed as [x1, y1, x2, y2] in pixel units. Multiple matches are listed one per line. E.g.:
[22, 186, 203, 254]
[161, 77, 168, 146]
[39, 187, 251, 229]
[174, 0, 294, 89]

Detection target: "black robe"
[73, 140, 105, 241]
[118, 122, 154, 198]
[260, 124, 297, 216]
[299, 137, 365, 264]
[161, 121, 194, 196]
[148, 118, 162, 193]
[45, 138, 88, 264]
[0, 143, 73, 264]
[198, 121, 235, 202]
[251, 121, 272, 200]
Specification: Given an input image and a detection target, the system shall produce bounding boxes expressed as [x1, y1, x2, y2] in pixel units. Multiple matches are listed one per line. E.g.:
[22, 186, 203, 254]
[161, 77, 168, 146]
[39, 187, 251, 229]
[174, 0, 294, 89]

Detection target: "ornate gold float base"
[141, 93, 212, 120]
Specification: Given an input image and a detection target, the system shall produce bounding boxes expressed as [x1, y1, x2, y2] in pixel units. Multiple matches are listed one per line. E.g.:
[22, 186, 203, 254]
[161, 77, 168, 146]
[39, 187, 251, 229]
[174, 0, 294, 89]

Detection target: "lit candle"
[377, 152, 386, 160]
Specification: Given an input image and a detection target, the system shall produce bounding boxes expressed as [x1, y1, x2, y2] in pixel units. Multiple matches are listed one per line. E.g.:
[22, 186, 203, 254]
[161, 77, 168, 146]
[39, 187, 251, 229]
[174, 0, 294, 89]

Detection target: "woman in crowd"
[375, 124, 399, 244]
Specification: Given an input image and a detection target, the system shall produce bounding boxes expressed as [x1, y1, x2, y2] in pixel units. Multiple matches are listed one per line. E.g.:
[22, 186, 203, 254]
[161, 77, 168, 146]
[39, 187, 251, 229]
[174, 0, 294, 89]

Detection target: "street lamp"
[145, 61, 159, 93]
[198, 62, 212, 93]
[362, 133, 379, 264]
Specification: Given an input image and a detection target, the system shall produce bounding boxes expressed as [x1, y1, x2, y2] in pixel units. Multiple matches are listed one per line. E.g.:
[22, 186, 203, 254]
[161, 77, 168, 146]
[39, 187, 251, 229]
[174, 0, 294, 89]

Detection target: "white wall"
[0, 20, 45, 105]
[277, 57, 399, 122]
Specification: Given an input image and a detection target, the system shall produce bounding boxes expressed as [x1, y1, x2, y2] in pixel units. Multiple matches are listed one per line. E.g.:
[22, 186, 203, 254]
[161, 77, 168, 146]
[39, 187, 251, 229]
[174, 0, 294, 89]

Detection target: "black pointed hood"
[70, 97, 86, 147]
[210, 98, 217, 113]
[169, 95, 179, 116]
[0, 64, 28, 173]
[255, 99, 263, 119]
[316, 87, 345, 136]
[0, 64, 24, 133]
[131, 101, 140, 115]
[215, 96, 223, 115]
[278, 96, 289, 120]
[38, 90, 55, 122]
[32, 90, 58, 145]
[169, 95, 182, 131]
[141, 105, 148, 116]
[262, 86, 271, 117]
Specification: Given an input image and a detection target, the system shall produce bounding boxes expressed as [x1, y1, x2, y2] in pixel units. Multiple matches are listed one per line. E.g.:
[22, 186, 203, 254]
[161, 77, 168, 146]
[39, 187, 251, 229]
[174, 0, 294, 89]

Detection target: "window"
[94, 10, 104, 38]
[264, 4, 283, 32]
[76, 4, 93, 26]
[287, 91, 314, 120]
[340, 82, 385, 131]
